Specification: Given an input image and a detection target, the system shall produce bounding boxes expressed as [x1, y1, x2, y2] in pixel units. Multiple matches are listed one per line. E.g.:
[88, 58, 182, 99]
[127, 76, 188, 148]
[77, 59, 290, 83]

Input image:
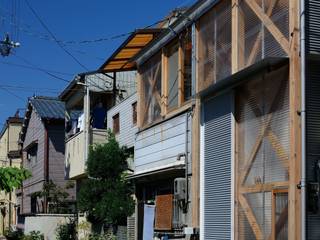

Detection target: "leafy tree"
[32, 180, 75, 214]
[78, 130, 135, 226]
[0, 167, 31, 192]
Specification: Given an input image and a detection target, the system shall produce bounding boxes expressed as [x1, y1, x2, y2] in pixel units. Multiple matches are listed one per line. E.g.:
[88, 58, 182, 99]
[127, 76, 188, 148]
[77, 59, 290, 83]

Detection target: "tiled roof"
[29, 96, 65, 120]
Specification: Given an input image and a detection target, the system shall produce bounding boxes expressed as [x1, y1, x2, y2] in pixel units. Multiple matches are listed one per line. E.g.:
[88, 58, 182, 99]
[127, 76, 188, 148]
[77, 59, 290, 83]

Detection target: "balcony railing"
[65, 128, 108, 179]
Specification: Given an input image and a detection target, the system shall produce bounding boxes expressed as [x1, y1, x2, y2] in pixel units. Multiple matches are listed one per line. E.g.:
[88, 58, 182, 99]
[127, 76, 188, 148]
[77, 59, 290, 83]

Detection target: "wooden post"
[232, 0, 244, 74]
[288, 0, 301, 239]
[161, 49, 168, 116]
[178, 44, 184, 107]
[136, 72, 143, 128]
[191, 22, 200, 229]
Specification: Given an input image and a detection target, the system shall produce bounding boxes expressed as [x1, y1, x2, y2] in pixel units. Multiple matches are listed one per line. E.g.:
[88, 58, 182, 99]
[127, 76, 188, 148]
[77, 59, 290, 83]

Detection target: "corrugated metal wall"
[306, 58, 320, 239]
[134, 113, 191, 175]
[202, 92, 233, 239]
[306, 0, 320, 54]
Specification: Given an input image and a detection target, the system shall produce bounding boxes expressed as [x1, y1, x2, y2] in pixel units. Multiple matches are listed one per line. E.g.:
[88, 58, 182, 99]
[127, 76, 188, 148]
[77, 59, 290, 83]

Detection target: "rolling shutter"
[203, 92, 233, 239]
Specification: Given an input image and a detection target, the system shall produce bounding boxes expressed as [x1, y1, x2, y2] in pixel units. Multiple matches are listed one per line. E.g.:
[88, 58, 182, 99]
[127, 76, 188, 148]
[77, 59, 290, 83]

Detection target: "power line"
[0, 86, 25, 102]
[13, 53, 71, 83]
[0, 60, 74, 76]
[24, 0, 89, 71]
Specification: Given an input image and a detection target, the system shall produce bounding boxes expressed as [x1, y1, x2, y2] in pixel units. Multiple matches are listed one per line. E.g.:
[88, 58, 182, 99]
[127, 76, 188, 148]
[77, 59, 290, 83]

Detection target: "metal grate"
[236, 65, 289, 239]
[306, 58, 320, 239]
[306, 0, 320, 54]
[197, 0, 232, 92]
[239, 0, 289, 69]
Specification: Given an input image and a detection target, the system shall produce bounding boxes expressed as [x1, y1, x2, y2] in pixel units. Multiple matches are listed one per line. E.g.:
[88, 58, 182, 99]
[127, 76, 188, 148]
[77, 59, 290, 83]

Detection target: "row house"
[0, 112, 23, 234]
[59, 28, 160, 202]
[126, 0, 320, 239]
[18, 96, 76, 217]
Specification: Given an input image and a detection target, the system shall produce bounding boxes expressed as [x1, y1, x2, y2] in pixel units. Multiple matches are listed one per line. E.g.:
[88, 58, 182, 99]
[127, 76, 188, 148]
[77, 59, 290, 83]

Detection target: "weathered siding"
[107, 93, 138, 148]
[48, 124, 76, 199]
[134, 112, 191, 174]
[8, 123, 22, 152]
[22, 110, 45, 214]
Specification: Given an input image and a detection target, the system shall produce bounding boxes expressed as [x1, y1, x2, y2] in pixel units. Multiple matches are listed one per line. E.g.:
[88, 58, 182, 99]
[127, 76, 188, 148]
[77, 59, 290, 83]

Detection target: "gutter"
[135, 0, 221, 66]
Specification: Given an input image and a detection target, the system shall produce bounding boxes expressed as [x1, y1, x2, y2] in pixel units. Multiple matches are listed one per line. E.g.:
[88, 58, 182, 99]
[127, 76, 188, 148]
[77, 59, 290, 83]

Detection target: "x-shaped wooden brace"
[239, 77, 289, 185]
[237, 76, 289, 239]
[244, 0, 290, 66]
[142, 63, 162, 124]
[246, 0, 279, 66]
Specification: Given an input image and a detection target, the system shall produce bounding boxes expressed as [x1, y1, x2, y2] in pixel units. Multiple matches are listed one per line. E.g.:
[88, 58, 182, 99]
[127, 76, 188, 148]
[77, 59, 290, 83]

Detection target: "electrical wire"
[0, 60, 74, 76]
[13, 53, 71, 83]
[24, 0, 89, 71]
[0, 86, 25, 102]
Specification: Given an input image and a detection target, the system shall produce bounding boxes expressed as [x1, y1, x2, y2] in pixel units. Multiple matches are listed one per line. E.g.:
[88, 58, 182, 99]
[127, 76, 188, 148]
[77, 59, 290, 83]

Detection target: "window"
[182, 30, 192, 101]
[140, 53, 162, 126]
[112, 113, 120, 134]
[27, 144, 38, 166]
[132, 102, 137, 125]
[166, 42, 179, 110]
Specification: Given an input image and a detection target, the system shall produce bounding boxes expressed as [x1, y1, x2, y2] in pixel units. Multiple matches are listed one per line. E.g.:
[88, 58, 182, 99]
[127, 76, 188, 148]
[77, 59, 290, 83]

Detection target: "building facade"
[0, 113, 23, 235]
[19, 96, 76, 216]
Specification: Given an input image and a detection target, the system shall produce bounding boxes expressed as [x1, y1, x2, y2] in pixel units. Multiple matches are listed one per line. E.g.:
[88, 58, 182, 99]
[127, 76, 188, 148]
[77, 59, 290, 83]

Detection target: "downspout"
[84, 81, 90, 167]
[300, 0, 306, 239]
[184, 112, 189, 213]
[44, 122, 49, 213]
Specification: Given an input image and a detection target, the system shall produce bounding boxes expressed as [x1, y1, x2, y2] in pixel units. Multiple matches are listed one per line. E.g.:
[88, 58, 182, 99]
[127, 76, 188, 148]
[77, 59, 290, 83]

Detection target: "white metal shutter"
[203, 92, 233, 239]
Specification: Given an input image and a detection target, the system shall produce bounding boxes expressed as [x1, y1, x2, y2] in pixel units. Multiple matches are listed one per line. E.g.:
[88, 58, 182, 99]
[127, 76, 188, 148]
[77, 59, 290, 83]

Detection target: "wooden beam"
[288, 0, 301, 239]
[267, 131, 289, 170]
[161, 49, 168, 116]
[245, 0, 290, 55]
[137, 72, 143, 128]
[178, 44, 184, 107]
[246, 0, 279, 66]
[240, 181, 289, 194]
[232, 0, 245, 73]
[238, 194, 264, 239]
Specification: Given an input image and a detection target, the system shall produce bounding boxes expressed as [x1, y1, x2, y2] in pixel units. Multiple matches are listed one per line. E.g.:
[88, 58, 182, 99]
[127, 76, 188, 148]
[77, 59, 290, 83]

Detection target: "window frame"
[112, 113, 120, 134]
[132, 102, 137, 126]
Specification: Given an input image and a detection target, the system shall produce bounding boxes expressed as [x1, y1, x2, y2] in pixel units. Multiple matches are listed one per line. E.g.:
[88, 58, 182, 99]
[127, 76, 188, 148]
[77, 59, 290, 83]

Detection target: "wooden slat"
[245, 0, 290, 55]
[238, 194, 264, 240]
[240, 181, 289, 194]
[267, 131, 289, 170]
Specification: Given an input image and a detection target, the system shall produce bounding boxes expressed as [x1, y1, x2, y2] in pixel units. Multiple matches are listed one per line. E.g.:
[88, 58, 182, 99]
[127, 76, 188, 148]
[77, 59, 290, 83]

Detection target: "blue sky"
[0, 0, 195, 126]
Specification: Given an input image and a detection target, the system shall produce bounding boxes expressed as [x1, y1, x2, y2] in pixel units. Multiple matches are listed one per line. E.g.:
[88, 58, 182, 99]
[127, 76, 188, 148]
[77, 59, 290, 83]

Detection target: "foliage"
[0, 167, 31, 192]
[32, 180, 75, 214]
[56, 219, 77, 240]
[4, 229, 44, 240]
[88, 232, 117, 240]
[78, 130, 135, 226]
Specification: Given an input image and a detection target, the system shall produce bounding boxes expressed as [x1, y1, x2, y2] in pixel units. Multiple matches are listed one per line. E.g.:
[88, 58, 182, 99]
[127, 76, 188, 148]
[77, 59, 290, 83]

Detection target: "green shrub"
[56, 220, 77, 240]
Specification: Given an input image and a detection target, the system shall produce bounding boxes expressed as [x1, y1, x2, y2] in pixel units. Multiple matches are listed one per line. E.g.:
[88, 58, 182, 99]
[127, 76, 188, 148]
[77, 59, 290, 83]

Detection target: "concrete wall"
[107, 93, 138, 148]
[24, 214, 73, 240]
[134, 112, 191, 175]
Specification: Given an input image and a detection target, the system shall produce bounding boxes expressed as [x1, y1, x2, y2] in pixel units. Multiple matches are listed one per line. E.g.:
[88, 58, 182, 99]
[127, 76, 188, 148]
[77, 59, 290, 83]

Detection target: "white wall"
[107, 93, 138, 148]
[24, 214, 73, 240]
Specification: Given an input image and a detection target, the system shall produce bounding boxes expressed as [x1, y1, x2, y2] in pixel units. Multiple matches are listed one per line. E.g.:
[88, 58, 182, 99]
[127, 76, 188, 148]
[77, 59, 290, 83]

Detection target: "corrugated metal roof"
[29, 96, 65, 120]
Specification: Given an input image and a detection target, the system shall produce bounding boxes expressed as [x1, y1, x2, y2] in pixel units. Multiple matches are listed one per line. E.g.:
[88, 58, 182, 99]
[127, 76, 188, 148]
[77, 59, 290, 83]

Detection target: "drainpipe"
[84, 81, 90, 165]
[300, 0, 306, 239]
[44, 123, 49, 213]
[184, 112, 189, 213]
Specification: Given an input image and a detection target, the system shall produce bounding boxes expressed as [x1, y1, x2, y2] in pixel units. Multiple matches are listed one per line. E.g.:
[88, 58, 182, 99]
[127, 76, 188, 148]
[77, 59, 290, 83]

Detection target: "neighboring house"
[0, 112, 23, 235]
[19, 96, 76, 216]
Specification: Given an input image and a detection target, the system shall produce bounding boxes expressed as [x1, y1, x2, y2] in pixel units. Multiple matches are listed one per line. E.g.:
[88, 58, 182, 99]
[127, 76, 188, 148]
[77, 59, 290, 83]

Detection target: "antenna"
[0, 33, 20, 57]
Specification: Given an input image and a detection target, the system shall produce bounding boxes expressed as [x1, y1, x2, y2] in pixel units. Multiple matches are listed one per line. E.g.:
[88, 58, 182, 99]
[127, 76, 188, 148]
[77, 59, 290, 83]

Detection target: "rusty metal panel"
[155, 194, 173, 230]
